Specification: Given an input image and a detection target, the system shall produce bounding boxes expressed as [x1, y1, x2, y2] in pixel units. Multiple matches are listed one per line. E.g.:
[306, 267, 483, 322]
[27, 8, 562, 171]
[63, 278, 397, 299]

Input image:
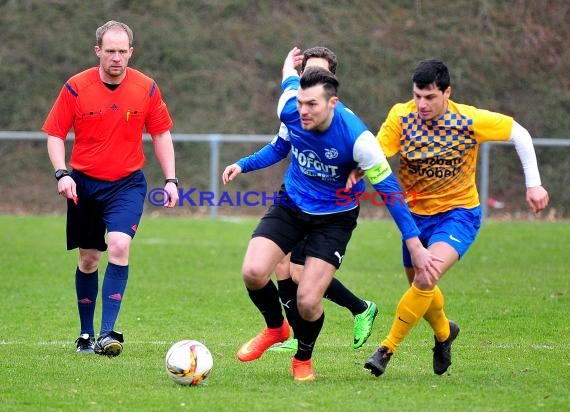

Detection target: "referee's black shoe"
[94, 330, 124, 357]
[75, 333, 95, 354]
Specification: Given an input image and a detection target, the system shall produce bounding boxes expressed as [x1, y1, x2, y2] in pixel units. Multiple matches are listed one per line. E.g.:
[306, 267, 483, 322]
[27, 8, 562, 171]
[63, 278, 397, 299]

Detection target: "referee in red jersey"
[43, 20, 178, 356]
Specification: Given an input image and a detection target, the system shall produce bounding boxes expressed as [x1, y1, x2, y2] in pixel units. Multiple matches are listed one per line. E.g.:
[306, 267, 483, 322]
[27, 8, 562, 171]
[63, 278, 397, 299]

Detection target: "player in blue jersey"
[226, 47, 442, 381]
[223, 47, 378, 354]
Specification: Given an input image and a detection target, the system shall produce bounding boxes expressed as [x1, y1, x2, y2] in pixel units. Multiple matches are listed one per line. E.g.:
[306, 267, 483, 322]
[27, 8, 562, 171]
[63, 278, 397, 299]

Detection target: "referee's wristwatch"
[54, 169, 70, 181]
[165, 178, 179, 187]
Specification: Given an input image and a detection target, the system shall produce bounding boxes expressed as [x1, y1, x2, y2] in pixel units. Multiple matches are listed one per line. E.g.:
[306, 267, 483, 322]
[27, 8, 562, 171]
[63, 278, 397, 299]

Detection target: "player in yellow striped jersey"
[362, 59, 549, 377]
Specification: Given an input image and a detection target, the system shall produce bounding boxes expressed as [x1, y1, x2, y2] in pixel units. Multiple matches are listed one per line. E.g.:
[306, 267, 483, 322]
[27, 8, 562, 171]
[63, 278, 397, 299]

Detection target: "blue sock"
[75, 267, 98, 337]
[100, 262, 128, 336]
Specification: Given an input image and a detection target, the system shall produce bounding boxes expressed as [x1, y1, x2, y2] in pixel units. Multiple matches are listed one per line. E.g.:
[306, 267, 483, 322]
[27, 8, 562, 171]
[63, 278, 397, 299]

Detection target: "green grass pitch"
[0, 215, 568, 411]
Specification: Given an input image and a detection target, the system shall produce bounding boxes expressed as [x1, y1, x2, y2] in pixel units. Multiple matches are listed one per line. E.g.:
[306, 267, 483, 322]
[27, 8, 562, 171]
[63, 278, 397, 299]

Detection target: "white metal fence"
[1, 131, 567, 219]
[478, 138, 570, 219]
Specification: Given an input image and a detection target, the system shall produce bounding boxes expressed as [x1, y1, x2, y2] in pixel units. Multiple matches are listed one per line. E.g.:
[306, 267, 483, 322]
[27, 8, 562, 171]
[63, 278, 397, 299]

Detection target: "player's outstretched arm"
[222, 127, 291, 186]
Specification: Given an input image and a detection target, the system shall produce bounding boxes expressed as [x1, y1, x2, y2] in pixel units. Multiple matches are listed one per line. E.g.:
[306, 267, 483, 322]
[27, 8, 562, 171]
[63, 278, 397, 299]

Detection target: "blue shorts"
[402, 206, 481, 268]
[66, 170, 147, 251]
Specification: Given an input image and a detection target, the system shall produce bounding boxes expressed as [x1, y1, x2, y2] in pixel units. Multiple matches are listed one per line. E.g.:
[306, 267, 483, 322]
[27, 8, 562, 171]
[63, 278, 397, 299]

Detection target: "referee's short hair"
[96, 20, 134, 47]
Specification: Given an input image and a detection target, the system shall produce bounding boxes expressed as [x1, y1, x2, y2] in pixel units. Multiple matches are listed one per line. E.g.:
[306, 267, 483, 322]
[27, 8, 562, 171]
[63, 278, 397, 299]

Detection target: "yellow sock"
[381, 284, 435, 353]
[423, 286, 451, 342]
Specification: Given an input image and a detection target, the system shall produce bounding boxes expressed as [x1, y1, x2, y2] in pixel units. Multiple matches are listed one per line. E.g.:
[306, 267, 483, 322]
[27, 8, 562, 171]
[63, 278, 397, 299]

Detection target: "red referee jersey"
[42, 67, 173, 181]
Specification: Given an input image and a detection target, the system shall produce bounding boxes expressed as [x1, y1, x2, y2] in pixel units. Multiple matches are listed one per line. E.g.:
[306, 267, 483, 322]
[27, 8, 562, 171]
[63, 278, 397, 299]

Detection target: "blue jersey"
[278, 75, 380, 214]
[237, 74, 421, 239]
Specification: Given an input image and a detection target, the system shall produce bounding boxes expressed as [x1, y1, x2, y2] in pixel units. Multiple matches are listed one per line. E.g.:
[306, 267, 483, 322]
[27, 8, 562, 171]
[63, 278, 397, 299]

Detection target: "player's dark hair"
[412, 59, 450, 91]
[300, 67, 339, 99]
[302, 46, 338, 74]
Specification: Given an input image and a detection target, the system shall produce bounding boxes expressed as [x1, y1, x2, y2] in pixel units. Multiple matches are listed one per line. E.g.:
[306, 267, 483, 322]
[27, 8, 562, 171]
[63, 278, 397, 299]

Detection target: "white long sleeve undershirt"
[508, 121, 542, 188]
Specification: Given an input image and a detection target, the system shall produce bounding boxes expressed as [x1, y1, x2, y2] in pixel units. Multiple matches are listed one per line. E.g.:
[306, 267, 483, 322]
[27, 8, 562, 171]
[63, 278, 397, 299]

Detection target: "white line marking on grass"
[0, 341, 567, 350]
[0, 340, 171, 346]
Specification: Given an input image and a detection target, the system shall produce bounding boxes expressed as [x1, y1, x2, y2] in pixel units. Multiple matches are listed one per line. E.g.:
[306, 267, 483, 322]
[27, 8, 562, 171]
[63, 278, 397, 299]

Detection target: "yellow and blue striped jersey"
[378, 99, 513, 215]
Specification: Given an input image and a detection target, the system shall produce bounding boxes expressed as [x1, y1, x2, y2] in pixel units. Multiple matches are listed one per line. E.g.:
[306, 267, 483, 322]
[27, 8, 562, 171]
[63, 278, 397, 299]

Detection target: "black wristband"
[55, 169, 70, 181]
[165, 178, 179, 187]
